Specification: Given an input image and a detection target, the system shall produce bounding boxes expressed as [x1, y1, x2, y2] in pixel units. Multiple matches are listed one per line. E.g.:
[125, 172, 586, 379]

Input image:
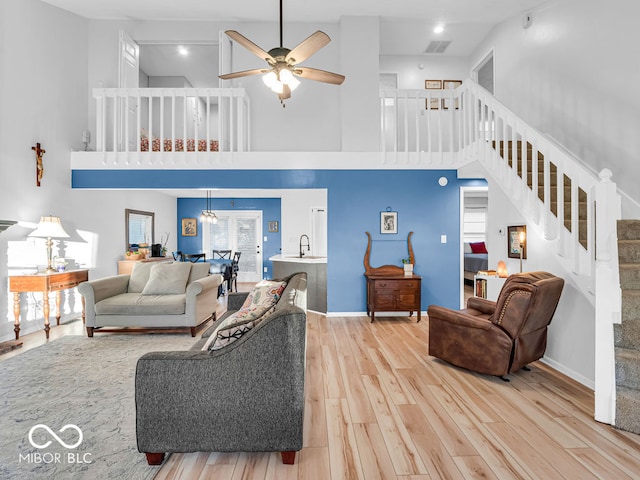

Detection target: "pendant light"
[200, 191, 218, 224]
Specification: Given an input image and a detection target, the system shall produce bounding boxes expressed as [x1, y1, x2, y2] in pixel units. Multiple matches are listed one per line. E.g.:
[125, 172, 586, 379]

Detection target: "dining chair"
[212, 249, 232, 260]
[183, 253, 206, 263]
[172, 251, 184, 262]
[230, 251, 242, 292]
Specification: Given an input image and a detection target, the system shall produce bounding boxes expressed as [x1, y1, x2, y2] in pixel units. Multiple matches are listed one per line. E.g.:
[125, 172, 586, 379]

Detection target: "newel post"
[594, 168, 622, 425]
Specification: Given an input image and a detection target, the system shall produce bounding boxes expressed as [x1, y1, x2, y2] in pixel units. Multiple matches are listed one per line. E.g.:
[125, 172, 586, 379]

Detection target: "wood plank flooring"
[4, 285, 640, 479]
[156, 312, 640, 480]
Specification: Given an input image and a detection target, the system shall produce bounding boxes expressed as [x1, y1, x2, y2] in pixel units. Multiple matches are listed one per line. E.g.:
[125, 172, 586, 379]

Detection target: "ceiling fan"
[218, 0, 345, 106]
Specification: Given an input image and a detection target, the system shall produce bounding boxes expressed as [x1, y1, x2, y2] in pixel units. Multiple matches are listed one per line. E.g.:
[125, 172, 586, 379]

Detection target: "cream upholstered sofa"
[78, 261, 222, 337]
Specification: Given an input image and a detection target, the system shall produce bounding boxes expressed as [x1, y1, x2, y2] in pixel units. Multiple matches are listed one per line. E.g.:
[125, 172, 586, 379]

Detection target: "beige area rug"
[0, 333, 198, 479]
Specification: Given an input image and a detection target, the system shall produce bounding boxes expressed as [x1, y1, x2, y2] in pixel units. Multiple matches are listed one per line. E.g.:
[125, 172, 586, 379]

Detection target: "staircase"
[615, 220, 640, 434]
[380, 80, 627, 424]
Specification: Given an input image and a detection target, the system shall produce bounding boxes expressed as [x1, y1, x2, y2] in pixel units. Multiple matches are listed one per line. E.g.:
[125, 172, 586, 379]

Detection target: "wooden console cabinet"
[117, 257, 170, 275]
[365, 273, 421, 322]
[9, 269, 89, 339]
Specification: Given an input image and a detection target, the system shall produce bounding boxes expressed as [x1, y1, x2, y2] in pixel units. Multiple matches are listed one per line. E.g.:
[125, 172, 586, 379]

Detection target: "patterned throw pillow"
[241, 280, 287, 310]
[202, 281, 287, 351]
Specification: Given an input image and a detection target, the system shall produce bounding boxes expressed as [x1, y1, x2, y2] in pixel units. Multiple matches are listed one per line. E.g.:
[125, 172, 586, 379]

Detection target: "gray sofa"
[78, 261, 222, 337]
[135, 272, 307, 466]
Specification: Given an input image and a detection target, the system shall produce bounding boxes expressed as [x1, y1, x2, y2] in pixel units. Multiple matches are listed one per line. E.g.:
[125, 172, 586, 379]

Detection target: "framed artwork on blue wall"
[380, 211, 397, 234]
[181, 218, 197, 236]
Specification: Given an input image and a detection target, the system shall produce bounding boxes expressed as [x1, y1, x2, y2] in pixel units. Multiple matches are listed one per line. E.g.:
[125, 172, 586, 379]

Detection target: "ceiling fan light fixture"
[262, 71, 278, 88]
[218, 0, 344, 106]
[279, 68, 300, 91]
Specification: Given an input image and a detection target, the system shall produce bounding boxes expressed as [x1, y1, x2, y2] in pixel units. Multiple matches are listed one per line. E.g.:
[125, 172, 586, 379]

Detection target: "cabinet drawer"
[374, 280, 418, 290]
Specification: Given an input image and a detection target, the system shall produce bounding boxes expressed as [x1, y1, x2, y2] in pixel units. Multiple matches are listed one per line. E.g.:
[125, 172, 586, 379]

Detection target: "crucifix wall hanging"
[31, 143, 45, 186]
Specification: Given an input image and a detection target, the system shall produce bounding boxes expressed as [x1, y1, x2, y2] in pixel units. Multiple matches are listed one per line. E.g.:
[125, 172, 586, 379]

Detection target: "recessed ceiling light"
[178, 46, 189, 56]
[434, 24, 445, 34]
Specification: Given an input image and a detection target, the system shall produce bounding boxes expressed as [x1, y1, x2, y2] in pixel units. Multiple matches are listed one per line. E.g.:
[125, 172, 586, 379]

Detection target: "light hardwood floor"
[155, 311, 640, 480]
[5, 293, 640, 479]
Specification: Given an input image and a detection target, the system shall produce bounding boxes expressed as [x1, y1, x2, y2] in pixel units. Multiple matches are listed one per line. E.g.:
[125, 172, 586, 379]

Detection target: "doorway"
[472, 49, 494, 95]
[202, 210, 263, 283]
[460, 186, 489, 308]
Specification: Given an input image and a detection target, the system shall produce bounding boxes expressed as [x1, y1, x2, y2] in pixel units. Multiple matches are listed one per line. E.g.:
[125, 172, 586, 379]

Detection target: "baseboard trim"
[540, 356, 595, 390]
[326, 311, 428, 318]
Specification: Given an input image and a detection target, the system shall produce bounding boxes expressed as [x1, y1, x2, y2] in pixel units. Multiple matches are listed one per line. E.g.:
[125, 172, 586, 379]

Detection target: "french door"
[202, 210, 263, 282]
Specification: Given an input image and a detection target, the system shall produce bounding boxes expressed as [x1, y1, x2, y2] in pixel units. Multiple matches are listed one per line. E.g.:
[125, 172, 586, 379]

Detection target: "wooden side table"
[365, 273, 422, 322]
[9, 269, 89, 339]
[117, 257, 171, 275]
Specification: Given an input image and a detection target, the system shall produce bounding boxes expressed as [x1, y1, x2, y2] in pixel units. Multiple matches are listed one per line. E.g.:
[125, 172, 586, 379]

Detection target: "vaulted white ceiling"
[41, 0, 550, 56]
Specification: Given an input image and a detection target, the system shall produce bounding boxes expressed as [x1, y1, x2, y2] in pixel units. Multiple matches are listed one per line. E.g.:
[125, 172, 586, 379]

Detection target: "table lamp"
[29, 215, 70, 273]
[519, 230, 526, 273]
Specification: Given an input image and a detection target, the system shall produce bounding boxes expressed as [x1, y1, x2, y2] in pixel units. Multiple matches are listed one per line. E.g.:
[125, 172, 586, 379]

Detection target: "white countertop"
[269, 254, 327, 264]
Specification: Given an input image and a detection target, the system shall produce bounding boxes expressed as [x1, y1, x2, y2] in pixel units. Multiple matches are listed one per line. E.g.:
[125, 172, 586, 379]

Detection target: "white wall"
[486, 179, 595, 386]
[340, 17, 380, 151]
[280, 190, 327, 256]
[470, 0, 640, 217]
[380, 55, 469, 90]
[0, 1, 179, 342]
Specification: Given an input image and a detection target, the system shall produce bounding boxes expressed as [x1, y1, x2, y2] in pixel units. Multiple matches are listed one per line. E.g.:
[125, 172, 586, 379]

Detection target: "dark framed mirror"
[125, 209, 154, 251]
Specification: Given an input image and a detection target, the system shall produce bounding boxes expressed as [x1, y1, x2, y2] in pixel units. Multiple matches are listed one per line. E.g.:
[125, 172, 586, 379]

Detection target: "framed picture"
[508, 225, 527, 259]
[426, 97, 440, 110]
[442, 80, 463, 110]
[380, 211, 398, 234]
[181, 218, 197, 237]
[268, 221, 279, 233]
[425, 79, 442, 110]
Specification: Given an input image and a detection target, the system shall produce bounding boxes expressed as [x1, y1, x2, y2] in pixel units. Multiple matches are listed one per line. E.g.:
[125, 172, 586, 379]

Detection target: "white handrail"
[93, 87, 250, 157]
[381, 79, 622, 424]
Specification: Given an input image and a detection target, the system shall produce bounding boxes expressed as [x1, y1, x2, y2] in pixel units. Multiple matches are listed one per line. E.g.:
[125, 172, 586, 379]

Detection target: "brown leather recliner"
[427, 271, 564, 377]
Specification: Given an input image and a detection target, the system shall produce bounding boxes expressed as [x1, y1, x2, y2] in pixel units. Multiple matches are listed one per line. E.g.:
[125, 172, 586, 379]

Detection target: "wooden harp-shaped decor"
[363, 231, 415, 275]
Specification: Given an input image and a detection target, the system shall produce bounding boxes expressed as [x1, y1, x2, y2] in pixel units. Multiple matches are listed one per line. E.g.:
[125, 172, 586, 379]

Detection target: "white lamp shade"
[28, 215, 70, 239]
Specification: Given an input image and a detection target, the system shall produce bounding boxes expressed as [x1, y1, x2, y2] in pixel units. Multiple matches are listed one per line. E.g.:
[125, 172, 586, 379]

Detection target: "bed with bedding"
[463, 241, 489, 282]
[140, 136, 219, 152]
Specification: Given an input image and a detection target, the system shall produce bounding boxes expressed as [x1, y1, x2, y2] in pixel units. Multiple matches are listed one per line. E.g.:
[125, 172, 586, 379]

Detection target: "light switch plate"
[441, 234, 447, 243]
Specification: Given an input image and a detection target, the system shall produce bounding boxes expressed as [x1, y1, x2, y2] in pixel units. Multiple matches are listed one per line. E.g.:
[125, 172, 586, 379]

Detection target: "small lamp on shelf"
[519, 230, 526, 273]
[28, 215, 70, 274]
[497, 260, 508, 278]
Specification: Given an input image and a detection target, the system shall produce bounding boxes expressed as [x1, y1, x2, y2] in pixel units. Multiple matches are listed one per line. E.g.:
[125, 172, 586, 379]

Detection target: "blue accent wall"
[176, 197, 281, 279]
[73, 169, 486, 312]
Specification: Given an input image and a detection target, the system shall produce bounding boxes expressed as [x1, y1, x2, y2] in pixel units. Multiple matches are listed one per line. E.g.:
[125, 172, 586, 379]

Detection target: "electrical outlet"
[263, 267, 268, 273]
[441, 234, 447, 243]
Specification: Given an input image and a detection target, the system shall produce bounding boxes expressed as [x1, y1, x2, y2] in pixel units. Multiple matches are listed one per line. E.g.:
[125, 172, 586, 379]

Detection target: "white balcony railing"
[93, 87, 250, 157]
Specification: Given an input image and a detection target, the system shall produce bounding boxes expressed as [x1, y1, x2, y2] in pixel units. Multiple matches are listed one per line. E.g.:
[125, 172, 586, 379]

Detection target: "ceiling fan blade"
[294, 67, 345, 85]
[219, 68, 266, 80]
[224, 30, 274, 62]
[285, 31, 331, 65]
[279, 84, 292, 101]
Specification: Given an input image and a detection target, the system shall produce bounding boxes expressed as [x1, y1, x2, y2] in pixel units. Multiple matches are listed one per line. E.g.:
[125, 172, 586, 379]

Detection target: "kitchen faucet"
[299, 234, 310, 258]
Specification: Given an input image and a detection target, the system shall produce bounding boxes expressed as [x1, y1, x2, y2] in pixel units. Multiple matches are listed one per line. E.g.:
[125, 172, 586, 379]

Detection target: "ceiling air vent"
[425, 40, 452, 54]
